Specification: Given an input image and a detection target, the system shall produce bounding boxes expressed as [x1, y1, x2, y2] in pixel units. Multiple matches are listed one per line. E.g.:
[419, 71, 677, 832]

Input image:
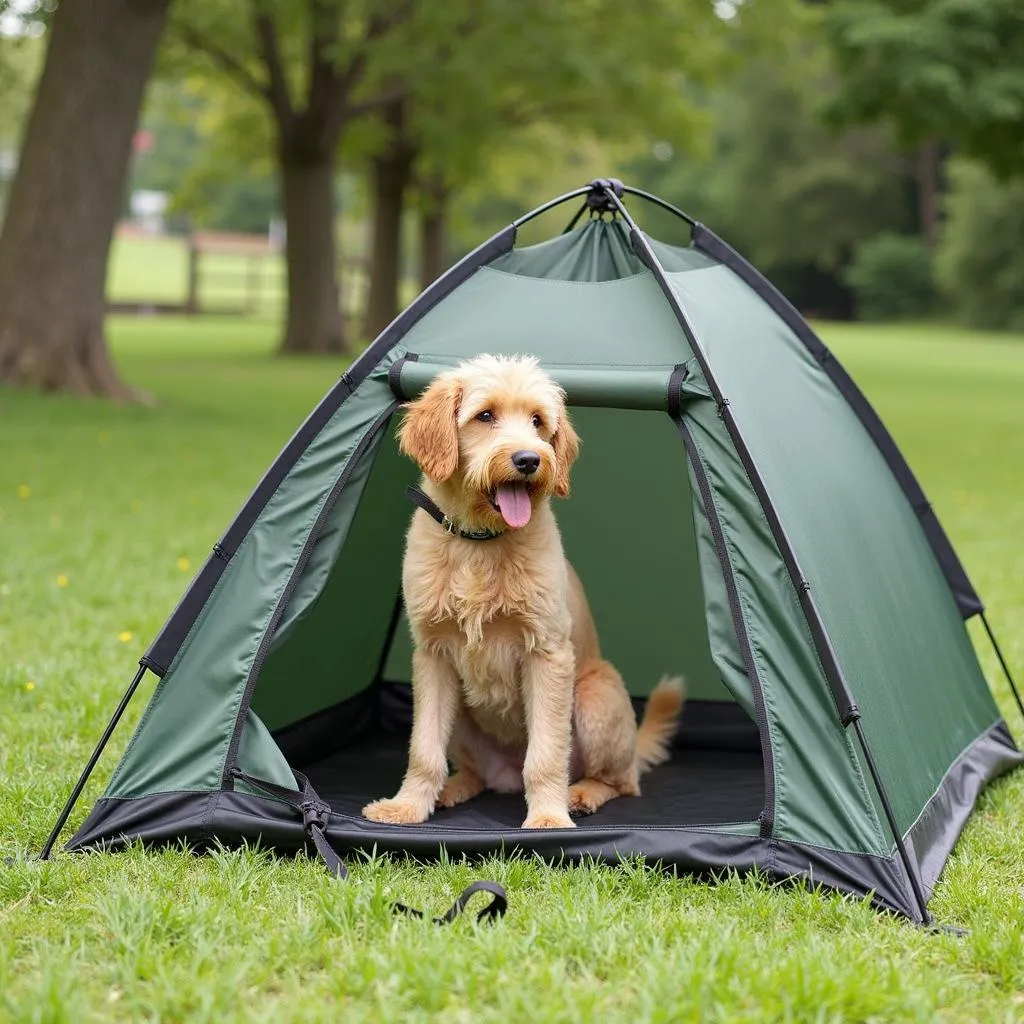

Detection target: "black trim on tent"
[907, 721, 1023, 900]
[142, 227, 516, 678]
[66, 719, 1022, 921]
[689, 224, 983, 620]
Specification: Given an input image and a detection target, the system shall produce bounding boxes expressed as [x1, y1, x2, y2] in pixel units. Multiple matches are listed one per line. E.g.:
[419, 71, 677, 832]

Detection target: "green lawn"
[106, 235, 415, 317]
[2, 318, 1023, 1022]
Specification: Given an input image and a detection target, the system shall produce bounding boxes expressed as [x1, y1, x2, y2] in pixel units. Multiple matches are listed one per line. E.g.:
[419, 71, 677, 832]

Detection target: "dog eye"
[476, 410, 494, 423]
[531, 414, 543, 429]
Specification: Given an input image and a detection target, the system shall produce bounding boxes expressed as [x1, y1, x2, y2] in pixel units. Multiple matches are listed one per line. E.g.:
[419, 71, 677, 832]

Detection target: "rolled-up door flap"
[396, 357, 678, 412]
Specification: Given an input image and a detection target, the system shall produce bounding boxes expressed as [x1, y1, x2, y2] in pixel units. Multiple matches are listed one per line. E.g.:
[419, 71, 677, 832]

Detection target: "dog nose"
[511, 450, 540, 475]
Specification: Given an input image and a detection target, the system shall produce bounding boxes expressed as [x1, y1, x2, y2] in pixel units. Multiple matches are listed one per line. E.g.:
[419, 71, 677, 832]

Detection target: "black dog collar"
[405, 485, 505, 541]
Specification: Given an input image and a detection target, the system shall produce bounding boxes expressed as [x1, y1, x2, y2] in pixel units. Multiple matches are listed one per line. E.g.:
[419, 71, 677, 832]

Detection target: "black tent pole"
[850, 718, 932, 923]
[511, 186, 592, 231]
[38, 662, 150, 860]
[600, 181, 933, 926]
[618, 185, 698, 228]
[980, 612, 1024, 726]
[561, 202, 590, 234]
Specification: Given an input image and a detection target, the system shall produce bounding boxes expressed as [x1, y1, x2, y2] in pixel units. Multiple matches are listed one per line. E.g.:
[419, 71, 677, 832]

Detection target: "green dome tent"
[46, 180, 1023, 924]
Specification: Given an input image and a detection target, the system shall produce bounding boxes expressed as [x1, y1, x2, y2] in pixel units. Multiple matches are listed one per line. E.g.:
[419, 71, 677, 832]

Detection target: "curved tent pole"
[511, 186, 592, 231]
[619, 186, 698, 228]
[600, 182, 933, 925]
[39, 662, 151, 860]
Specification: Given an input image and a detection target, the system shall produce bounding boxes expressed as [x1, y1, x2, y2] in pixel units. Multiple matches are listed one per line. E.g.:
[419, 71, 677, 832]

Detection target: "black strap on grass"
[231, 769, 507, 925]
[405, 484, 504, 541]
[393, 880, 508, 924]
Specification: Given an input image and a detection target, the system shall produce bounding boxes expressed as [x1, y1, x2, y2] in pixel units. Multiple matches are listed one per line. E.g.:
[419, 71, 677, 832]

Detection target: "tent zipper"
[673, 413, 776, 840]
[221, 401, 400, 786]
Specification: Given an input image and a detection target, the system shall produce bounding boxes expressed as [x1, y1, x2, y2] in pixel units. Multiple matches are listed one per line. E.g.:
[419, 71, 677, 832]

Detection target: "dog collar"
[405, 485, 505, 541]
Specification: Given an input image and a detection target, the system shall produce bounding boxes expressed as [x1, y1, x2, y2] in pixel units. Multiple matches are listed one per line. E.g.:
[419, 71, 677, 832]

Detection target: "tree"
[169, 0, 748, 352]
[0, 0, 172, 398]
[360, 0, 743, 335]
[625, 23, 915, 319]
[936, 159, 1024, 331]
[166, 1, 426, 355]
[825, 0, 1024, 242]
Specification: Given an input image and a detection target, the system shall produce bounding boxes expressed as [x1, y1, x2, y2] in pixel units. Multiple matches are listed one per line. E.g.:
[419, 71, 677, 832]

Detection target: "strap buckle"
[300, 799, 330, 833]
[442, 515, 456, 535]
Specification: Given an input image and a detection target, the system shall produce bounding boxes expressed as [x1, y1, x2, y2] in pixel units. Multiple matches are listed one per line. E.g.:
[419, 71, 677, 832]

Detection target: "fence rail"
[106, 226, 368, 317]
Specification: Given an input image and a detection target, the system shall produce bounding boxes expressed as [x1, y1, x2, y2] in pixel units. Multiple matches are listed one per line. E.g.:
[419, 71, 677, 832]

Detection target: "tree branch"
[306, 0, 341, 135]
[342, 78, 409, 120]
[172, 22, 269, 103]
[251, 5, 294, 123]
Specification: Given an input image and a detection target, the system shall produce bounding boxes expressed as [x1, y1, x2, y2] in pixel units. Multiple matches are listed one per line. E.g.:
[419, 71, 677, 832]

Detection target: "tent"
[45, 179, 1024, 925]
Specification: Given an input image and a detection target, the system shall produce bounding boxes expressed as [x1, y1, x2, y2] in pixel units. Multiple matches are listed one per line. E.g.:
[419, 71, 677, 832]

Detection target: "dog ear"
[551, 406, 581, 498]
[397, 376, 462, 482]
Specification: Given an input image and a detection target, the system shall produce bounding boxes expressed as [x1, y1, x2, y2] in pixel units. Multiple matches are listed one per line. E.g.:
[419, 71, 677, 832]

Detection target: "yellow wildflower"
[25, 681, 35, 691]
[56, 574, 68, 587]
[176, 557, 191, 572]
[118, 631, 133, 643]
[17, 484, 30, 499]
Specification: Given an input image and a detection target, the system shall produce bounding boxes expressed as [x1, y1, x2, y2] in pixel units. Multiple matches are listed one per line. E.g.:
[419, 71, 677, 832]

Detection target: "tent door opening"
[250, 405, 768, 833]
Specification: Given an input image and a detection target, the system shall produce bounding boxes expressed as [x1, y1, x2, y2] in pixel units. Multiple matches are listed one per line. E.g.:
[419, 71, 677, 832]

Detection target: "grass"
[105, 234, 416, 316]
[107, 235, 287, 313]
[2, 317, 1024, 1022]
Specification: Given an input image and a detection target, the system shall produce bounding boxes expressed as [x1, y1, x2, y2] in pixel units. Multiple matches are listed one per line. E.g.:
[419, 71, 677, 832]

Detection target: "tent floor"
[301, 728, 764, 830]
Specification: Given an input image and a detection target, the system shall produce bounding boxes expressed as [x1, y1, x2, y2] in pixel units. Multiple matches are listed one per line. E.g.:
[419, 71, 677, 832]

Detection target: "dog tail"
[635, 675, 685, 774]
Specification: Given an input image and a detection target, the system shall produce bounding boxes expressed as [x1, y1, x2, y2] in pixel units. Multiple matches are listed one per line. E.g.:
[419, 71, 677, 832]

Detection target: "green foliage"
[2, 318, 1024, 1020]
[0, 33, 43, 146]
[937, 160, 1024, 331]
[627, 29, 912, 313]
[844, 233, 937, 322]
[825, 0, 1024, 178]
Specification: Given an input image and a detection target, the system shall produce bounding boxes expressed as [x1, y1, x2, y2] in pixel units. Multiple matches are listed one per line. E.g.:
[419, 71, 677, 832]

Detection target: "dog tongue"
[495, 482, 532, 528]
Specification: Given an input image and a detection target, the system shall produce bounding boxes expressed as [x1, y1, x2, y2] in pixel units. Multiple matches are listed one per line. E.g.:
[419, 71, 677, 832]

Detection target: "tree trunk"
[916, 140, 940, 247]
[419, 179, 449, 291]
[0, 0, 170, 398]
[277, 142, 347, 354]
[363, 99, 416, 341]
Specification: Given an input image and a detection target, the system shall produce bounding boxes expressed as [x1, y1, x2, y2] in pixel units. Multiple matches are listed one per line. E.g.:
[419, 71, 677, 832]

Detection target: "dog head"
[397, 354, 580, 530]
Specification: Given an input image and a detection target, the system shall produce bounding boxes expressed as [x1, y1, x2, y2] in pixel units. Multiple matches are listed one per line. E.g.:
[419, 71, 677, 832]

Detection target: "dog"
[362, 354, 684, 829]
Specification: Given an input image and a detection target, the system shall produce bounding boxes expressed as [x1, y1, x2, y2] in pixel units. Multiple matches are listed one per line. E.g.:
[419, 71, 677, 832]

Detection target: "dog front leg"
[362, 650, 460, 825]
[520, 646, 576, 829]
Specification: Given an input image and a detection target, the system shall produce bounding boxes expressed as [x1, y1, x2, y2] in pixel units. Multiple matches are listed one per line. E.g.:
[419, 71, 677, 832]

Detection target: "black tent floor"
[300, 728, 764, 831]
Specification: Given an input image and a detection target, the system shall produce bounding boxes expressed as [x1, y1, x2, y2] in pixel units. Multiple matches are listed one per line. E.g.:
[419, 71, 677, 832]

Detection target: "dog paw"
[522, 813, 576, 829]
[437, 777, 481, 808]
[567, 783, 600, 815]
[362, 798, 428, 825]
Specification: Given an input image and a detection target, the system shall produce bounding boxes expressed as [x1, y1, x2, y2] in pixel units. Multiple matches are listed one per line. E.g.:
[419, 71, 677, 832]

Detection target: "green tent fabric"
[53, 182, 1022, 923]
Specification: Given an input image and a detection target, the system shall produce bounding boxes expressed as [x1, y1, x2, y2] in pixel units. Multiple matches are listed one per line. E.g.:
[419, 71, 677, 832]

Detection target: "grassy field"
[106, 234, 417, 317]
[2, 318, 1023, 1022]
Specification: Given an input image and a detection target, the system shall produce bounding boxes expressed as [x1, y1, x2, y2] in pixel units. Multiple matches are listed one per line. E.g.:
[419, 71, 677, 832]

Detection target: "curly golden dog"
[362, 354, 684, 829]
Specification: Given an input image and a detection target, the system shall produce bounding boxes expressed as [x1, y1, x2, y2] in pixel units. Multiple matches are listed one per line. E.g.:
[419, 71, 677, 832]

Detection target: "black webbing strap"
[232, 769, 507, 925]
[393, 880, 508, 924]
